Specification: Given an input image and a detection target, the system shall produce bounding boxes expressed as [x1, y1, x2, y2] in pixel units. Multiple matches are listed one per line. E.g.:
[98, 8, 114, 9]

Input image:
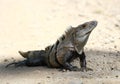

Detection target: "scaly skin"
[6, 21, 97, 71]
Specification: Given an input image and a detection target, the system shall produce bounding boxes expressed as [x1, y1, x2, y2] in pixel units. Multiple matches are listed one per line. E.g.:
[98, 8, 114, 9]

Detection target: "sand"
[0, 0, 120, 84]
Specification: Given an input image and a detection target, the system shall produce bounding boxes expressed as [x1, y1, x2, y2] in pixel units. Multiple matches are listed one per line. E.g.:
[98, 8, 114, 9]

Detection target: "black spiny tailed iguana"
[6, 20, 97, 71]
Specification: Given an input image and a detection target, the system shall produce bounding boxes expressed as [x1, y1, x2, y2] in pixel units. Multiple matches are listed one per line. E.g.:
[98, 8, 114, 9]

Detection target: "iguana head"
[75, 20, 97, 37]
[74, 20, 98, 54]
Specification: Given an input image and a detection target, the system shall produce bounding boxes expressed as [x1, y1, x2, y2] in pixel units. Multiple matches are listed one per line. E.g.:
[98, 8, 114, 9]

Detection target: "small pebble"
[110, 40, 114, 43]
[4, 59, 8, 62]
[51, 72, 54, 74]
[103, 55, 106, 57]
[47, 76, 50, 78]
[115, 24, 119, 27]
[115, 75, 119, 78]
[11, 57, 14, 59]
[114, 45, 117, 48]
[97, 64, 99, 66]
[37, 82, 41, 84]
[117, 51, 120, 53]
[104, 42, 108, 44]
[111, 67, 114, 70]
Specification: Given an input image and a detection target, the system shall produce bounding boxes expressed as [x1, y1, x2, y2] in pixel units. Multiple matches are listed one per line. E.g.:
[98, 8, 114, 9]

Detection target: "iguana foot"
[70, 66, 80, 71]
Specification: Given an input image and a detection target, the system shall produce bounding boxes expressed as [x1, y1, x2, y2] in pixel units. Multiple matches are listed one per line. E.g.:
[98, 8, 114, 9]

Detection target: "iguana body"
[6, 21, 97, 71]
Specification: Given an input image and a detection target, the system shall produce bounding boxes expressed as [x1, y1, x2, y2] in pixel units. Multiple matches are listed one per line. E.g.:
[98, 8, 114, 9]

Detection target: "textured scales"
[6, 21, 97, 71]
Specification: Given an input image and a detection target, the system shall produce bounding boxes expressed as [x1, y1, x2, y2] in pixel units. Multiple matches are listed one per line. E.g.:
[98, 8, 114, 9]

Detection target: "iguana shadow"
[0, 50, 119, 77]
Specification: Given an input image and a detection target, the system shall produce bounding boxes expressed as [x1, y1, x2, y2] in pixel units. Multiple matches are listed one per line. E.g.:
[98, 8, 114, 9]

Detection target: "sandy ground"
[0, 0, 120, 84]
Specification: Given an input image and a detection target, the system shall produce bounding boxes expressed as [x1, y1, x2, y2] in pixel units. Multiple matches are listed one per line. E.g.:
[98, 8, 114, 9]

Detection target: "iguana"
[6, 20, 97, 71]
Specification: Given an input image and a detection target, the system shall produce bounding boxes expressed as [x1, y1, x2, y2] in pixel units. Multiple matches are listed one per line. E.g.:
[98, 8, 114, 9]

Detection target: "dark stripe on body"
[47, 35, 66, 67]
[55, 52, 63, 67]
[54, 40, 63, 66]
[47, 45, 54, 67]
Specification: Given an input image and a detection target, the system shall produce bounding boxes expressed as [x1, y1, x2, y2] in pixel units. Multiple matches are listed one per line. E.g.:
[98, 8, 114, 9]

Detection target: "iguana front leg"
[59, 50, 80, 71]
[79, 51, 93, 71]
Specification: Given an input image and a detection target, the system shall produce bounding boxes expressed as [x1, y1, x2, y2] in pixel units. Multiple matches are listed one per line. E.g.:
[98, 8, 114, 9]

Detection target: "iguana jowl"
[6, 20, 97, 71]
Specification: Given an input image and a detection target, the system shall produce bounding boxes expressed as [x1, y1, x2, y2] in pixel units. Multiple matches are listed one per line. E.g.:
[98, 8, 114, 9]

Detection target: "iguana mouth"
[85, 31, 92, 35]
